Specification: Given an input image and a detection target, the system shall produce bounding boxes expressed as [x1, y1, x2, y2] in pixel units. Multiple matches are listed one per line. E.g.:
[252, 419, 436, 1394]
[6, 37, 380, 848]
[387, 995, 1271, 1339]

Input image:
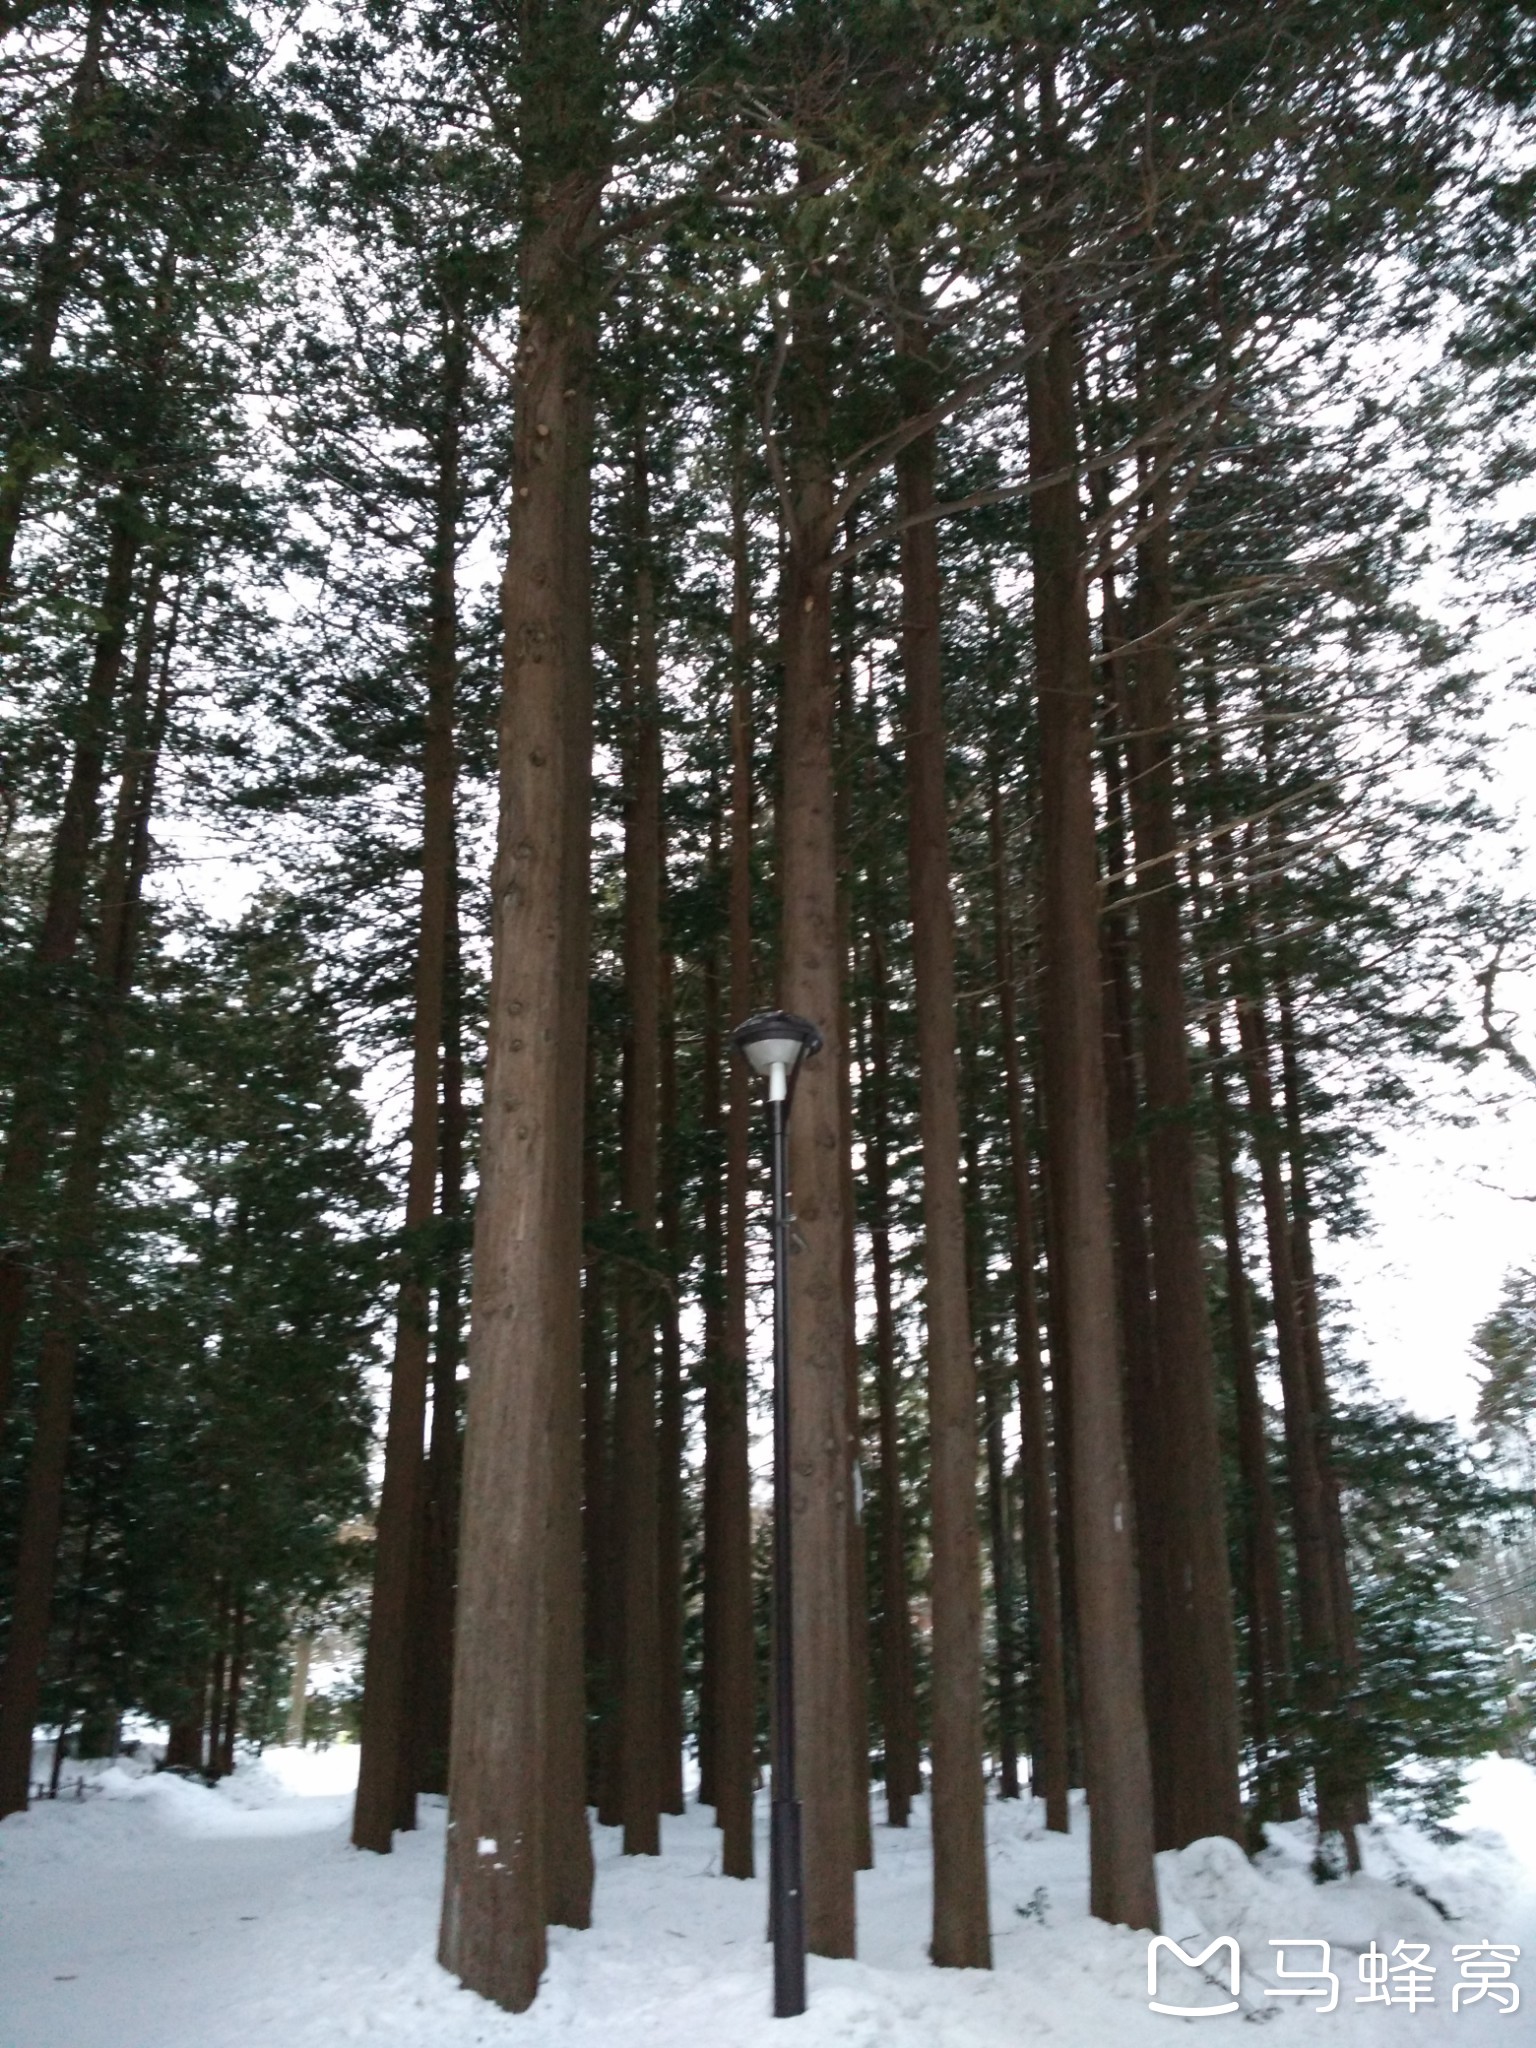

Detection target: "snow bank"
[0, 1753, 1530, 2048]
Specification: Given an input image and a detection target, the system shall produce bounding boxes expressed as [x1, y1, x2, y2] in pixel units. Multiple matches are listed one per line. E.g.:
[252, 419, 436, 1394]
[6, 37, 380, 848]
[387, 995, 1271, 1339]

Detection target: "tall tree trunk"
[613, 416, 664, 1859]
[1122, 493, 1242, 1848]
[543, 360, 599, 1930]
[1196, 678, 1299, 1822]
[1025, 315, 1158, 1930]
[778, 286, 856, 1957]
[218, 1601, 246, 1778]
[354, 305, 466, 1853]
[582, 1026, 613, 1812]
[1232, 970, 1358, 1860]
[697, 815, 725, 1817]
[0, 498, 145, 1431]
[962, 1021, 1020, 1803]
[0, 0, 109, 601]
[1204, 989, 1298, 1822]
[415, 841, 466, 1798]
[439, 179, 603, 2010]
[205, 1593, 229, 1781]
[1273, 966, 1368, 1831]
[713, 464, 757, 1878]
[1098, 723, 1171, 1835]
[858, 882, 920, 1826]
[834, 572, 872, 1874]
[987, 771, 1069, 1832]
[288, 1633, 313, 1749]
[656, 940, 686, 1819]
[898, 409, 989, 1967]
[0, 599, 173, 1818]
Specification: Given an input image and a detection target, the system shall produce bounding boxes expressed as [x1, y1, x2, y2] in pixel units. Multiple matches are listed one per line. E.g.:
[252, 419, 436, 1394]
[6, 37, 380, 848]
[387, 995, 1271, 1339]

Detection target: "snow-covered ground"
[1, 1746, 1532, 2047]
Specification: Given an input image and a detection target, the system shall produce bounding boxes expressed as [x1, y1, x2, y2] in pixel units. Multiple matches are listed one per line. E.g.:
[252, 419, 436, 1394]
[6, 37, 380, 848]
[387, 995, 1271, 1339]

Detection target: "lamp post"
[730, 1007, 822, 2020]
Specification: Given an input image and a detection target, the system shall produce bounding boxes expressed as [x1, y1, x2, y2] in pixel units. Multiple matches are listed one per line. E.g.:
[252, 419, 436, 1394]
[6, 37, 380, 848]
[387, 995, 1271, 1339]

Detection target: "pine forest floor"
[1, 1746, 1534, 2047]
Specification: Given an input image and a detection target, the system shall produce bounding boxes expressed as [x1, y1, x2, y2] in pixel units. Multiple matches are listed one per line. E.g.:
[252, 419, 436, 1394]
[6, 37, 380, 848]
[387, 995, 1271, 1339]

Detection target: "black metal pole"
[768, 1087, 806, 2018]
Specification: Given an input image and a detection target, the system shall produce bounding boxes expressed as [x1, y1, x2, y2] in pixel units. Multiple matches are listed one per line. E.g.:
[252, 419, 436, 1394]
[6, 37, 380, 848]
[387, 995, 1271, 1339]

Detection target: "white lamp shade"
[740, 1032, 807, 1076]
[731, 1009, 823, 1079]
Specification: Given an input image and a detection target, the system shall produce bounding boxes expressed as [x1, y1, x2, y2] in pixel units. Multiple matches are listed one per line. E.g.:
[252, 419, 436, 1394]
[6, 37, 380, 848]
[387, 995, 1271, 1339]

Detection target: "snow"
[1, 1747, 1533, 2047]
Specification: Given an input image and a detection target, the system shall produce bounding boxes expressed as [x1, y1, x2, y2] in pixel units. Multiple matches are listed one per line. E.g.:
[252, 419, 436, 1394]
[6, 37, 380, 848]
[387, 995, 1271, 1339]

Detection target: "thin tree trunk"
[1122, 493, 1242, 1848]
[962, 1021, 1020, 1803]
[1098, 722, 1171, 1837]
[415, 841, 465, 1798]
[47, 1481, 102, 1796]
[0, 0, 109, 602]
[778, 283, 856, 1957]
[657, 940, 686, 1819]
[354, 305, 466, 1852]
[0, 583, 173, 1818]
[439, 183, 603, 2009]
[1205, 991, 1298, 1821]
[288, 1634, 313, 1748]
[1275, 977, 1360, 1669]
[1273, 967, 1368, 1831]
[859, 885, 920, 1825]
[714, 469, 757, 1878]
[698, 817, 725, 1817]
[582, 1025, 613, 1811]
[1196, 678, 1299, 1822]
[219, 1601, 246, 1778]
[1025, 312, 1158, 1930]
[898, 406, 989, 1968]
[613, 415, 664, 1859]
[1233, 972, 1359, 1859]
[205, 1597, 229, 1781]
[987, 771, 1069, 1832]
[835, 573, 872, 1874]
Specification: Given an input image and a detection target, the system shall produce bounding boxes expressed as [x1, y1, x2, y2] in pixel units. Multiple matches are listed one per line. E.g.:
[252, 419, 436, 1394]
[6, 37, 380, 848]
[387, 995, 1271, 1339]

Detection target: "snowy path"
[1, 1749, 1533, 2048]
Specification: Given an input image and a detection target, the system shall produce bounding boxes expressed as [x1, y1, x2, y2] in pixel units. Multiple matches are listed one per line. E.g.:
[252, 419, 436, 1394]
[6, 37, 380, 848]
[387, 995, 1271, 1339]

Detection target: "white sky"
[1326, 604, 1536, 1430]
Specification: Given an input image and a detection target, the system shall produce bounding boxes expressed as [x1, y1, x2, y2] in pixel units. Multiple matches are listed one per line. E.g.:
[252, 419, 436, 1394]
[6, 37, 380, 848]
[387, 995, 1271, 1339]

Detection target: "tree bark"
[1122, 497, 1242, 1848]
[898, 411, 990, 1967]
[778, 289, 856, 1956]
[438, 185, 601, 2009]
[354, 304, 466, 1853]
[987, 770, 1070, 1832]
[1026, 317, 1158, 1930]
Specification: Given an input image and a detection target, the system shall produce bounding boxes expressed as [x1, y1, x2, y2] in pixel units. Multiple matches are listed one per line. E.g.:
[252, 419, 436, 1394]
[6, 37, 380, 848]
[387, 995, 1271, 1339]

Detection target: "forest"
[3, 0, 1536, 2031]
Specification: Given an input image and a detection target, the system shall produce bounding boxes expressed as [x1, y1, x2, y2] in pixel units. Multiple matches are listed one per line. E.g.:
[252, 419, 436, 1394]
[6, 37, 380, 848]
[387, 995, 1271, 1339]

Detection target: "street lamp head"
[731, 1010, 822, 1095]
